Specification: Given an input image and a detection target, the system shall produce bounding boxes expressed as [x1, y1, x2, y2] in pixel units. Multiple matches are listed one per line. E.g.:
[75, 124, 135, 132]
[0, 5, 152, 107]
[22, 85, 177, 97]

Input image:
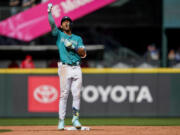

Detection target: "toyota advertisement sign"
[26, 74, 170, 117]
[0, 70, 179, 117]
[28, 76, 59, 112]
[82, 85, 153, 103]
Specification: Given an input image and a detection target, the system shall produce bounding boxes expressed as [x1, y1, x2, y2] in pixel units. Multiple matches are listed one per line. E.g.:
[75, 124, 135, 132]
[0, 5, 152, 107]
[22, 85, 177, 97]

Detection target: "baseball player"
[47, 3, 86, 130]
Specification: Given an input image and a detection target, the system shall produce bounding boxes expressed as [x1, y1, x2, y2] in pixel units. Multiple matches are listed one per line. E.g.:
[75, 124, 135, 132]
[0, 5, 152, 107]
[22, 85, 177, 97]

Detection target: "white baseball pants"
[58, 62, 82, 120]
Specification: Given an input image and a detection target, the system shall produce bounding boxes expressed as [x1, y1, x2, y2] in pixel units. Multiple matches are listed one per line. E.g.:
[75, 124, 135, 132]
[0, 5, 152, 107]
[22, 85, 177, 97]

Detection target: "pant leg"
[58, 63, 72, 120]
[71, 66, 82, 110]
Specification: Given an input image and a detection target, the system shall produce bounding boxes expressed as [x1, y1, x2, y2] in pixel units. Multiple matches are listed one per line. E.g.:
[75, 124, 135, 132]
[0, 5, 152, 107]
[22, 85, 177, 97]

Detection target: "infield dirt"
[0, 126, 180, 135]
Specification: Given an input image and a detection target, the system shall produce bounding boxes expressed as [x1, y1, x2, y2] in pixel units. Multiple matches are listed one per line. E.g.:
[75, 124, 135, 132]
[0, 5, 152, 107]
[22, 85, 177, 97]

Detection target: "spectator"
[22, 0, 36, 10]
[9, 0, 20, 15]
[144, 44, 159, 61]
[41, 0, 49, 3]
[175, 48, 180, 62]
[20, 55, 35, 68]
[8, 60, 19, 68]
[168, 49, 176, 60]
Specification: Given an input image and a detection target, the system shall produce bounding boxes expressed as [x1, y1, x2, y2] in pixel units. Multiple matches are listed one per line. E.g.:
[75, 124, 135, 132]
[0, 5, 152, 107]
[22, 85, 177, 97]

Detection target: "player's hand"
[65, 41, 78, 50]
[65, 41, 73, 48]
[48, 3, 53, 13]
[77, 47, 86, 58]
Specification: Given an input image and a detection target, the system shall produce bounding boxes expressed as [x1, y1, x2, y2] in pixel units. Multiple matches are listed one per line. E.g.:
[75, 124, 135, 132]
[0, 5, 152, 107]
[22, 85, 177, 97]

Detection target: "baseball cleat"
[58, 119, 65, 130]
[72, 116, 81, 129]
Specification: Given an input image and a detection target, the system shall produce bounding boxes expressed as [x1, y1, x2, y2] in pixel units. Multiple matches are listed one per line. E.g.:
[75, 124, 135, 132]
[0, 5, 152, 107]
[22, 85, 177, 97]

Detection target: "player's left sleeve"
[77, 37, 86, 58]
[78, 37, 85, 49]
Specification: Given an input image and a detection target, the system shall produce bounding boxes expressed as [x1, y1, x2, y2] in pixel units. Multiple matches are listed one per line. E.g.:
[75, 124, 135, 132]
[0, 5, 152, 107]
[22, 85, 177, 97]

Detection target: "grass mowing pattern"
[0, 118, 180, 126]
[0, 129, 12, 133]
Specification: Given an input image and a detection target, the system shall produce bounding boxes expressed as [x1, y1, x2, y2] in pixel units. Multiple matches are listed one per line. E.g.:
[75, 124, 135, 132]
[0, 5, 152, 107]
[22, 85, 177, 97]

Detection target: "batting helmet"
[61, 16, 72, 25]
[61, 16, 73, 30]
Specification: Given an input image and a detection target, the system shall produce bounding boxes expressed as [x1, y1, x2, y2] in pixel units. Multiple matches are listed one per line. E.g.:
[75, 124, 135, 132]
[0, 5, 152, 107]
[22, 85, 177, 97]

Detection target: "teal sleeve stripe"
[48, 12, 58, 36]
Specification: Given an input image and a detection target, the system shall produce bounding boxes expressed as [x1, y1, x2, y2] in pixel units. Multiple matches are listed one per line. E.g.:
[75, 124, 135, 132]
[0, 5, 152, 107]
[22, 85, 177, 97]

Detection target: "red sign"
[28, 76, 60, 112]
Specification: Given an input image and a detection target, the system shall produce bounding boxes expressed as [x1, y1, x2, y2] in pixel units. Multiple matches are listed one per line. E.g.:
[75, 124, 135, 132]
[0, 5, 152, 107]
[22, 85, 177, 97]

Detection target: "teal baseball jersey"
[48, 13, 85, 65]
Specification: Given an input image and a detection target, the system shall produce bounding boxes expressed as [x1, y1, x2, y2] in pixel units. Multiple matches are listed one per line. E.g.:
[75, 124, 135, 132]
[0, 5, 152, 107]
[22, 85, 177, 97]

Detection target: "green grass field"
[0, 118, 180, 126]
[0, 129, 11, 133]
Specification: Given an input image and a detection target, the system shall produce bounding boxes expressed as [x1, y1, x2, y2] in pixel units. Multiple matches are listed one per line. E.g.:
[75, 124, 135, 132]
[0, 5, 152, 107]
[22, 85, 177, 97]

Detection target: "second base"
[64, 126, 90, 131]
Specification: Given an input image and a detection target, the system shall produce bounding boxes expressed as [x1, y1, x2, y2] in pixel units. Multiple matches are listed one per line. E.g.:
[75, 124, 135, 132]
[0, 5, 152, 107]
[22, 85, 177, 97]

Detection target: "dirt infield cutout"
[0, 126, 180, 135]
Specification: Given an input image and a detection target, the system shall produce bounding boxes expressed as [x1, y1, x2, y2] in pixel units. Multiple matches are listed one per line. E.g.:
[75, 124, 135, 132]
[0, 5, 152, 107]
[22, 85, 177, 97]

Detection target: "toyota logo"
[33, 85, 58, 103]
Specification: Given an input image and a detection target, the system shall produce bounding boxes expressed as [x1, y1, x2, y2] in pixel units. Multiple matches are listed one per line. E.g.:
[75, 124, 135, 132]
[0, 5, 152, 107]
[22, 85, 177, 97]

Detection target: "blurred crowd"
[144, 43, 180, 62]
[144, 44, 159, 61]
[0, 1, 180, 68]
[9, 0, 49, 15]
[168, 48, 180, 61]
[8, 55, 35, 68]
[7, 54, 89, 68]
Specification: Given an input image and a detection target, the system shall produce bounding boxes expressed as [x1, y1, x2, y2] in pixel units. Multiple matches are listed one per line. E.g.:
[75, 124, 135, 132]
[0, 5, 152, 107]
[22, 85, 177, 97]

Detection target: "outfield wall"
[0, 68, 180, 117]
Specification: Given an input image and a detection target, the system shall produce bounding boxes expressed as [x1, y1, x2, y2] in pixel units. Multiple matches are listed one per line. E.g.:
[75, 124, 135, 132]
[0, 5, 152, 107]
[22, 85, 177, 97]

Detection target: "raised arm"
[48, 3, 58, 36]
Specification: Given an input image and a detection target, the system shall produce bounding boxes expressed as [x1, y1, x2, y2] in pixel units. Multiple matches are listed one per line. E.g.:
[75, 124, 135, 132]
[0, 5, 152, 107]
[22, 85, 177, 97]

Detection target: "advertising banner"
[0, 0, 115, 41]
[0, 70, 180, 117]
[25, 74, 170, 117]
[28, 76, 59, 112]
[80, 74, 170, 117]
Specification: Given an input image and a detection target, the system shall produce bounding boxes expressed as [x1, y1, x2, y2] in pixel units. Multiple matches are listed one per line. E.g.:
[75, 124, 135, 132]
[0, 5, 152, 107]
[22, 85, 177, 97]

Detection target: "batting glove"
[48, 3, 53, 13]
[65, 41, 78, 51]
[65, 41, 72, 48]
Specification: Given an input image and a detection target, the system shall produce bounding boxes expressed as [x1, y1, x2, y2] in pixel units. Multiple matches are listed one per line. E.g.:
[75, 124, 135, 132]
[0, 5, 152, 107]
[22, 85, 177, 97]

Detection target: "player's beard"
[63, 24, 71, 33]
